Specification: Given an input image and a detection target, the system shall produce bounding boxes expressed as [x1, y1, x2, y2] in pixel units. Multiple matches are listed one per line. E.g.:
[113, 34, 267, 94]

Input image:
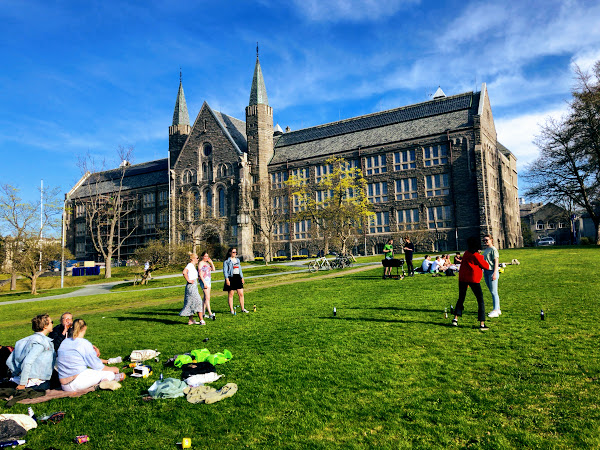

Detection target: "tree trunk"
[595, 220, 600, 245]
[141, 269, 151, 285]
[105, 254, 112, 278]
[30, 273, 40, 295]
[10, 270, 17, 291]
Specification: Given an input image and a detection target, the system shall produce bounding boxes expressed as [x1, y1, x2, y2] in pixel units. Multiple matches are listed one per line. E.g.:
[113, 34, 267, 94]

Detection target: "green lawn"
[0, 247, 598, 448]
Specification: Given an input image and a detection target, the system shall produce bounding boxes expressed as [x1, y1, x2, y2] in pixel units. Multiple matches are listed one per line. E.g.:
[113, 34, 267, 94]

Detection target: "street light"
[60, 196, 68, 289]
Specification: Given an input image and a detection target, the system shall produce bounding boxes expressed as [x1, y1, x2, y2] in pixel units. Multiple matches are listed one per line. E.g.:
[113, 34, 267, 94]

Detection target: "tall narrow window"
[218, 188, 226, 217]
[367, 182, 388, 203]
[205, 190, 213, 216]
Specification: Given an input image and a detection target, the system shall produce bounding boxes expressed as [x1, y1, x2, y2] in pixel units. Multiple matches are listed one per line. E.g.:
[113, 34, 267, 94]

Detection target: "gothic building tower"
[245, 50, 274, 255]
[169, 73, 191, 168]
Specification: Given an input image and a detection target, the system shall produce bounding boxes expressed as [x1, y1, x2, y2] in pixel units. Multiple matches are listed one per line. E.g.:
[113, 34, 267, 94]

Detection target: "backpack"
[0, 346, 14, 379]
[445, 268, 456, 276]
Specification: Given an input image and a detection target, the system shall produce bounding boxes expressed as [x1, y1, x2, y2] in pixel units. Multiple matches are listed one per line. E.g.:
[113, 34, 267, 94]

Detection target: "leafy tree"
[133, 240, 190, 285]
[525, 61, 600, 244]
[288, 156, 373, 255]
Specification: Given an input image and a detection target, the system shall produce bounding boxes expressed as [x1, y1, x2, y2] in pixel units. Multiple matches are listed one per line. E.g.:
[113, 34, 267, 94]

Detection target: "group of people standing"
[6, 312, 124, 392]
[384, 234, 502, 330]
[179, 247, 248, 325]
[452, 234, 501, 330]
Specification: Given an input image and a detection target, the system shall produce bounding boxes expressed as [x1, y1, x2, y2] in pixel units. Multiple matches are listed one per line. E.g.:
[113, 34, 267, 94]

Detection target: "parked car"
[536, 236, 556, 246]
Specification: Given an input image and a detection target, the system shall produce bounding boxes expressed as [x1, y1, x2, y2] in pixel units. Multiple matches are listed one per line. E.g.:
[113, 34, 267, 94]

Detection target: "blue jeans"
[483, 270, 500, 311]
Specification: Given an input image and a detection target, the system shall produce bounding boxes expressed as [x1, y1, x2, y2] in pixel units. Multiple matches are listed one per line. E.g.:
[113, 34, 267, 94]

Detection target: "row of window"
[271, 145, 448, 188]
[265, 205, 453, 240]
[366, 174, 450, 202]
[182, 163, 232, 185]
[370, 205, 452, 233]
[535, 221, 567, 230]
[181, 188, 228, 220]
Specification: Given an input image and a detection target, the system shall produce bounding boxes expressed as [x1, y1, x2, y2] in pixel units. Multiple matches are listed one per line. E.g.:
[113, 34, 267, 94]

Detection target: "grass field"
[0, 247, 598, 448]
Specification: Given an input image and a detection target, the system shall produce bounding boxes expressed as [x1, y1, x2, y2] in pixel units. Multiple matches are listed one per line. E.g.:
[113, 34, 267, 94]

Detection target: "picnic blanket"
[16, 387, 96, 405]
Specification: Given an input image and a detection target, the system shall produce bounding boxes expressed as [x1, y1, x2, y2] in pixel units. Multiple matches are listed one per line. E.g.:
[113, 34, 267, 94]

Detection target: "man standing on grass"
[403, 236, 415, 276]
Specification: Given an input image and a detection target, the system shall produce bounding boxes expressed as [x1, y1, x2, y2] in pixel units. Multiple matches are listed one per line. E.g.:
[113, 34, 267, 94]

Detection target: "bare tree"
[250, 180, 288, 264]
[15, 239, 73, 295]
[0, 184, 62, 290]
[524, 116, 600, 244]
[77, 146, 138, 278]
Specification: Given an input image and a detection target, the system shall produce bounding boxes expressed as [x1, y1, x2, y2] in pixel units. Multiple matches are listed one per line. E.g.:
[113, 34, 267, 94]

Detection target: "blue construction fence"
[72, 266, 101, 276]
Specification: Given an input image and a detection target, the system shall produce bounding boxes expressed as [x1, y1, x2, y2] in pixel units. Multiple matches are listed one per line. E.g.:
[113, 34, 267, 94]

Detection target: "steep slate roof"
[172, 81, 190, 126]
[212, 110, 248, 153]
[249, 57, 269, 106]
[497, 141, 515, 159]
[70, 159, 168, 199]
[272, 92, 479, 164]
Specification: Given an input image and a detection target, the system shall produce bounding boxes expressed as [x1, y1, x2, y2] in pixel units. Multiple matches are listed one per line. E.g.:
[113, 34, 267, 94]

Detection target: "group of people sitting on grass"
[2, 312, 124, 393]
[417, 253, 461, 275]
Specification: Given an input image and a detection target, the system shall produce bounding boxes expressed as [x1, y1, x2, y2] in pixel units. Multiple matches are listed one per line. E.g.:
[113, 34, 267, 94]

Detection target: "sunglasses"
[40, 411, 66, 425]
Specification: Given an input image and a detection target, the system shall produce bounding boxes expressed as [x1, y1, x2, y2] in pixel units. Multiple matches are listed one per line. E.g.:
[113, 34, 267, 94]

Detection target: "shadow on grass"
[114, 316, 182, 326]
[319, 316, 453, 326]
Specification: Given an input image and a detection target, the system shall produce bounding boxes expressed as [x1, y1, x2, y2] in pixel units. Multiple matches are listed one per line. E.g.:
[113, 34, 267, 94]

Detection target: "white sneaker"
[488, 310, 501, 318]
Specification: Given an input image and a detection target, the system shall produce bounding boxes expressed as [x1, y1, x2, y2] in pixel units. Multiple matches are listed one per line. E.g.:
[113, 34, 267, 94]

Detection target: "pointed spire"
[433, 86, 446, 99]
[172, 70, 190, 126]
[249, 46, 269, 106]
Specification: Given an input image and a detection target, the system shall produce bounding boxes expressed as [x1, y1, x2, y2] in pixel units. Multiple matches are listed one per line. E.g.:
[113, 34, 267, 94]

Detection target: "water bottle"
[333, 307, 337, 317]
[234, 306, 237, 316]
[450, 305, 454, 314]
[0, 440, 26, 448]
[541, 309, 545, 320]
[444, 307, 448, 319]
[253, 304, 257, 312]
[159, 373, 163, 382]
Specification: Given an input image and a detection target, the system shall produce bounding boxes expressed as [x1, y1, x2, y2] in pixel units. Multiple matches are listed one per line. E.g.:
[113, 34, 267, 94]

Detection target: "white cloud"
[292, 0, 419, 22]
[495, 105, 569, 170]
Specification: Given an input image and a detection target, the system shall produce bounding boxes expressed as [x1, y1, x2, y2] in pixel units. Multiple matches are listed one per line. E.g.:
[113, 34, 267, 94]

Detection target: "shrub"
[579, 237, 592, 245]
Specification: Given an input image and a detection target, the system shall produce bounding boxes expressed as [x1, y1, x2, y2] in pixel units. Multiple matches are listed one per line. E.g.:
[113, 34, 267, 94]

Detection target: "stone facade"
[66, 55, 522, 261]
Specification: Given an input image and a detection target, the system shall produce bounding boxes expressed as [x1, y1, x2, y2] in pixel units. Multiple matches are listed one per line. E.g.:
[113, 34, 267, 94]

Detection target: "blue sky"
[2, 0, 600, 212]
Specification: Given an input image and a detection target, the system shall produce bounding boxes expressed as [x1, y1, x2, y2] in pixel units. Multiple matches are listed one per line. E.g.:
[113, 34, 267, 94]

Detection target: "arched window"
[203, 143, 212, 157]
[208, 162, 213, 182]
[205, 190, 213, 217]
[193, 192, 200, 221]
[218, 188, 226, 217]
[202, 163, 208, 181]
[183, 169, 196, 184]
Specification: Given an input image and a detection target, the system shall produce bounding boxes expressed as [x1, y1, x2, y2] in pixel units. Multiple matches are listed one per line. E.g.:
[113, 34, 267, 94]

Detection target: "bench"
[381, 258, 405, 279]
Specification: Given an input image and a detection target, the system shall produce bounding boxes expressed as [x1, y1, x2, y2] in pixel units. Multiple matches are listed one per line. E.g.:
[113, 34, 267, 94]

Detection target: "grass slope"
[0, 247, 598, 448]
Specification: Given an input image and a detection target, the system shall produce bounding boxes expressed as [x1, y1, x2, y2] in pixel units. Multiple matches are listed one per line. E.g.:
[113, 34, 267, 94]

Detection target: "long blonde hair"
[189, 252, 198, 262]
[72, 319, 87, 338]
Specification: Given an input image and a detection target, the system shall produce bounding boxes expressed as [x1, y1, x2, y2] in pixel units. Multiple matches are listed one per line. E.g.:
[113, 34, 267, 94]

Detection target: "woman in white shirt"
[180, 253, 205, 325]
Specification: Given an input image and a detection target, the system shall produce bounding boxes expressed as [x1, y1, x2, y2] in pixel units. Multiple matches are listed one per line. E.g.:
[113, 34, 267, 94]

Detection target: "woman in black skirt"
[223, 248, 248, 314]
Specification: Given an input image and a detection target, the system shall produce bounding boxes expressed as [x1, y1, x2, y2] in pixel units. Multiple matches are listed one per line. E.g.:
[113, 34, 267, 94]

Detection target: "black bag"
[446, 268, 456, 276]
[0, 346, 14, 379]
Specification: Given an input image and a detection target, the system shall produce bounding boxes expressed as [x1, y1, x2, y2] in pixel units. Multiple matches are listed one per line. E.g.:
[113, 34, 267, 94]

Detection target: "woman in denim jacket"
[7, 314, 56, 390]
[223, 247, 248, 314]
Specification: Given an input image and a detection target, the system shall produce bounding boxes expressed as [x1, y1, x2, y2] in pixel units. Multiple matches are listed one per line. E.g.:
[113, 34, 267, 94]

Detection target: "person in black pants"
[403, 236, 415, 276]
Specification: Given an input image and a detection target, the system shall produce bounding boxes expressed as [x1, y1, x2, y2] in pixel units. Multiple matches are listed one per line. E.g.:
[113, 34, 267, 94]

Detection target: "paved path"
[0, 262, 380, 306]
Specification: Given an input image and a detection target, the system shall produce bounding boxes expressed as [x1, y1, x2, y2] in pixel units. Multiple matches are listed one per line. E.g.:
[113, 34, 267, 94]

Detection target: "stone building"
[66, 55, 522, 261]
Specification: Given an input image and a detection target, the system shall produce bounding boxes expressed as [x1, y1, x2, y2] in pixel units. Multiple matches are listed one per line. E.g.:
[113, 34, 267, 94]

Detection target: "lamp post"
[60, 196, 68, 289]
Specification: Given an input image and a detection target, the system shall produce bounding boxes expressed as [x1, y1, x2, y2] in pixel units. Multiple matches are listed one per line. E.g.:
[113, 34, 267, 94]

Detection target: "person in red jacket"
[452, 236, 491, 330]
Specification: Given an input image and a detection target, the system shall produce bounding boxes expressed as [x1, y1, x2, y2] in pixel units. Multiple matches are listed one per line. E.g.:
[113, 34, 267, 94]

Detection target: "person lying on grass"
[7, 313, 56, 391]
[57, 319, 125, 392]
